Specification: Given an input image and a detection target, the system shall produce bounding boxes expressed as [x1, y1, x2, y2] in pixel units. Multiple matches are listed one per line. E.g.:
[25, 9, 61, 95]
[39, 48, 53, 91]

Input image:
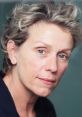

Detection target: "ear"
[7, 40, 17, 65]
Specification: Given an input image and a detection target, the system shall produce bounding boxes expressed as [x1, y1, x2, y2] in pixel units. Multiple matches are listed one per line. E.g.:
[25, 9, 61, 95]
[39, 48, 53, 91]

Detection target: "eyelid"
[35, 46, 48, 52]
[58, 50, 71, 56]
[35, 46, 48, 55]
[57, 52, 70, 59]
[35, 45, 47, 48]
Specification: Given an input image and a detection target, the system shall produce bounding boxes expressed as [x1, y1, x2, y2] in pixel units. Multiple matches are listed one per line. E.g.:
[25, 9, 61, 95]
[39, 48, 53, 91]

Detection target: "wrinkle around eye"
[35, 47, 48, 57]
[57, 53, 70, 61]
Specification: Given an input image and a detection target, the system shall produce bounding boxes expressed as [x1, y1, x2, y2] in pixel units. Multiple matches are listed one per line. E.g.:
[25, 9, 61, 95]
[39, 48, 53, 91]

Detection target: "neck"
[3, 70, 38, 117]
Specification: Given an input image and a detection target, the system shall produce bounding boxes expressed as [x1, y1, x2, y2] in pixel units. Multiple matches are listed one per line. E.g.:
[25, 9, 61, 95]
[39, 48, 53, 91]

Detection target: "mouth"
[38, 77, 56, 86]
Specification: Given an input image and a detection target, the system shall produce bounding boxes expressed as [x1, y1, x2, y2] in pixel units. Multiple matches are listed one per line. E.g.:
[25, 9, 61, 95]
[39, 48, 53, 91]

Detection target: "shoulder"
[35, 97, 57, 117]
[0, 71, 19, 117]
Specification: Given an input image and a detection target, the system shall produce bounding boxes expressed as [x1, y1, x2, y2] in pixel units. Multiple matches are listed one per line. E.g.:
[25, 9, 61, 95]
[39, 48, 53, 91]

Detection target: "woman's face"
[9, 22, 73, 97]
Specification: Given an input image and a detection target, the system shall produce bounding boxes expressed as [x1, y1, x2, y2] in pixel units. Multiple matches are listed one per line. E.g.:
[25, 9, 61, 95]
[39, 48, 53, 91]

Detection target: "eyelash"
[58, 53, 69, 61]
[37, 48, 47, 55]
[35, 47, 70, 60]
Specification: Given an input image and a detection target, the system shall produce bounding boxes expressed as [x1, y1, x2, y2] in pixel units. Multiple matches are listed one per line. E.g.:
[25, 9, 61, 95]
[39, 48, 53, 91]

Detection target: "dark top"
[0, 71, 56, 117]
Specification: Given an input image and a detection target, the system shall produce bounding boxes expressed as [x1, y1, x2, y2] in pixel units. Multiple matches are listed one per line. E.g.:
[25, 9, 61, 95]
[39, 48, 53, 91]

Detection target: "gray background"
[0, 0, 82, 117]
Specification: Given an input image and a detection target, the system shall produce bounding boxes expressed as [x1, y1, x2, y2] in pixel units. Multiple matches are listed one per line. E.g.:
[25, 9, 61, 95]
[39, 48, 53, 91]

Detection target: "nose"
[46, 55, 58, 73]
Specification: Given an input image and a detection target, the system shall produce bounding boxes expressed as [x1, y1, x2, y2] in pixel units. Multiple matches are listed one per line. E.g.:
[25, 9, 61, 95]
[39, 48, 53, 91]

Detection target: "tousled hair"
[1, 1, 81, 73]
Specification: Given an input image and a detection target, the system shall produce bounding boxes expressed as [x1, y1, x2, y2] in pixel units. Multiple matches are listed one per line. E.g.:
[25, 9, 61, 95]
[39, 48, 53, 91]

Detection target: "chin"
[35, 89, 52, 97]
[38, 93, 50, 97]
[40, 93, 50, 97]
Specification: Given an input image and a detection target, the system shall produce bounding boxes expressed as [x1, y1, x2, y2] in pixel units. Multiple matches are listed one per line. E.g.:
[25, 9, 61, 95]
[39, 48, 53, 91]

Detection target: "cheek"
[21, 56, 42, 77]
[58, 63, 68, 79]
[16, 49, 46, 80]
[54, 63, 68, 87]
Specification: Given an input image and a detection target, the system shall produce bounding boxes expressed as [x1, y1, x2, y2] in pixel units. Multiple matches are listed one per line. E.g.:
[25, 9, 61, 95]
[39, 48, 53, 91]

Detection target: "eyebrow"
[34, 41, 51, 47]
[35, 41, 73, 50]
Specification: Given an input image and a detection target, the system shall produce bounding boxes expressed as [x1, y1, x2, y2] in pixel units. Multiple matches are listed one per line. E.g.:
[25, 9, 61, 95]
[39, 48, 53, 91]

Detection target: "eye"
[38, 49, 45, 55]
[58, 52, 69, 61]
[37, 47, 47, 56]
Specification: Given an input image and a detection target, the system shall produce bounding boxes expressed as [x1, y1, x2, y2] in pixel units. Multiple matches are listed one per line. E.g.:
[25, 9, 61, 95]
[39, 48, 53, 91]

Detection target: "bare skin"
[3, 21, 73, 117]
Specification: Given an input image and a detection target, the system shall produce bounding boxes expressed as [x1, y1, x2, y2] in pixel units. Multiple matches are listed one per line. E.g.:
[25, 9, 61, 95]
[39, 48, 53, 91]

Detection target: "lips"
[38, 77, 55, 86]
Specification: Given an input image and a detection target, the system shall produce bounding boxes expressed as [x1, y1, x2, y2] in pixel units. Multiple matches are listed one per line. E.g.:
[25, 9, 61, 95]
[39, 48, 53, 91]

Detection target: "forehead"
[26, 21, 73, 49]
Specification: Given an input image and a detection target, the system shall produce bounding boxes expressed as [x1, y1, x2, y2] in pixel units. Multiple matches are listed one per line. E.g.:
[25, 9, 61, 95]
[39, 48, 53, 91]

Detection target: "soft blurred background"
[0, 0, 82, 117]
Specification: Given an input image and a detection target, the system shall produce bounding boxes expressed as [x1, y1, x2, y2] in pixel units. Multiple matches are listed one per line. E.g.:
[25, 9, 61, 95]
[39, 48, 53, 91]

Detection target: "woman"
[0, 1, 81, 117]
